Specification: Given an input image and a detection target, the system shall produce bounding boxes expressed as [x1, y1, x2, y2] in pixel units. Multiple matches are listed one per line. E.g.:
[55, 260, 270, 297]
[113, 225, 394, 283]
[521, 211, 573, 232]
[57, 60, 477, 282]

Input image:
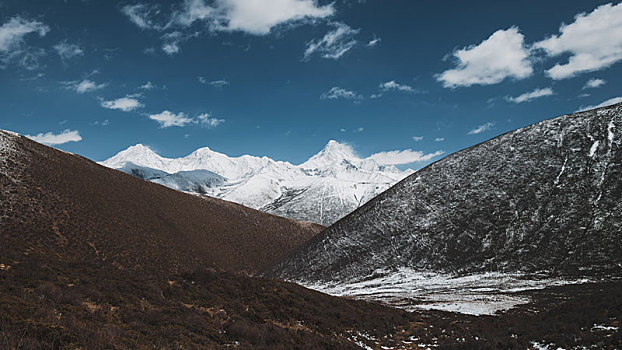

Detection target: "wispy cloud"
[321, 86, 362, 100]
[534, 3, 622, 79]
[576, 97, 622, 112]
[304, 22, 359, 60]
[26, 129, 82, 145]
[367, 149, 444, 165]
[198, 113, 225, 127]
[506, 87, 554, 103]
[208, 79, 229, 87]
[379, 80, 416, 93]
[0, 16, 50, 70]
[101, 96, 143, 111]
[64, 79, 106, 94]
[367, 36, 381, 47]
[412, 136, 423, 141]
[467, 122, 494, 135]
[139, 81, 155, 90]
[437, 27, 532, 88]
[434, 137, 444, 142]
[148, 110, 225, 128]
[53, 41, 83, 61]
[121, 3, 168, 30]
[583, 78, 606, 90]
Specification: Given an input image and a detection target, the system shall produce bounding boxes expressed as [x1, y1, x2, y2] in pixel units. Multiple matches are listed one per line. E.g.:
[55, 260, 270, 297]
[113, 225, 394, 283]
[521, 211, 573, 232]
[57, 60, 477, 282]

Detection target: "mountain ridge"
[265, 103, 622, 283]
[101, 139, 422, 225]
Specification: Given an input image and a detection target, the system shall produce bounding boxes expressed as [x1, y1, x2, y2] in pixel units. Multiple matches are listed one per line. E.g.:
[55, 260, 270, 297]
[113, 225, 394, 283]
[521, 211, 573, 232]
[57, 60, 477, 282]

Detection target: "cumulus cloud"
[576, 96, 622, 112]
[148, 110, 225, 128]
[149, 110, 195, 127]
[467, 122, 494, 135]
[0, 16, 50, 69]
[379, 80, 415, 93]
[174, 0, 334, 35]
[101, 96, 143, 111]
[506, 87, 554, 103]
[26, 129, 82, 145]
[304, 22, 359, 60]
[367, 149, 444, 165]
[583, 78, 606, 89]
[437, 27, 533, 88]
[65, 79, 106, 94]
[320, 86, 362, 100]
[53, 41, 83, 61]
[534, 3, 622, 79]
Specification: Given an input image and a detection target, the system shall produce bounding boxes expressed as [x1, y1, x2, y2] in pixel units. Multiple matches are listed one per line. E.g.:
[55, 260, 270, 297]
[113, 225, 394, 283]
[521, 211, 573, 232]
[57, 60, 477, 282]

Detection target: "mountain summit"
[101, 140, 419, 225]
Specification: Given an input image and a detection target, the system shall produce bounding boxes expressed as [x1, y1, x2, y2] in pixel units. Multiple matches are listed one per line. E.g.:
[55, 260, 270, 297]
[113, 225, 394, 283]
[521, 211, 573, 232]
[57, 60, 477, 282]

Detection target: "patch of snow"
[608, 120, 615, 144]
[589, 140, 599, 157]
[592, 324, 618, 331]
[304, 269, 590, 316]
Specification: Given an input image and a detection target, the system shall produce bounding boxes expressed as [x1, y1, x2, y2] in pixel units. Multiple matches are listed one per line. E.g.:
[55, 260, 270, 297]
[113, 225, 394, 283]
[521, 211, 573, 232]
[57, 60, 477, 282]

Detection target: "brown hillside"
[0, 130, 322, 275]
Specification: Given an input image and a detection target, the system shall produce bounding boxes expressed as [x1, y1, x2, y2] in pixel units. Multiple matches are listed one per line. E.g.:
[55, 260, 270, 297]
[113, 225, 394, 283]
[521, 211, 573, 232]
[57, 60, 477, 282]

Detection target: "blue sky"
[0, 0, 620, 168]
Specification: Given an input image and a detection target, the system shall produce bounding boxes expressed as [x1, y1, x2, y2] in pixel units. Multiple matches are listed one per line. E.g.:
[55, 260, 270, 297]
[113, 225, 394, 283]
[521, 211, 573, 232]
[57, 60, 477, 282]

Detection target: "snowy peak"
[101, 139, 418, 225]
[102, 144, 164, 170]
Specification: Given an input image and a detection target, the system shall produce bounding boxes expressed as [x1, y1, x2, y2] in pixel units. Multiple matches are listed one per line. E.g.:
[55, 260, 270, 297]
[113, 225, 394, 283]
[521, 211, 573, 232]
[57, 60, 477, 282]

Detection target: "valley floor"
[1, 254, 620, 349]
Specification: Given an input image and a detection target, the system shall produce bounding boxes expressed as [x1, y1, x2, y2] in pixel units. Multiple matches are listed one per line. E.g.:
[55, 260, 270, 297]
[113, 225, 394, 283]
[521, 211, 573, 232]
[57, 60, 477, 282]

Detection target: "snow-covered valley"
[303, 269, 591, 316]
[101, 140, 420, 225]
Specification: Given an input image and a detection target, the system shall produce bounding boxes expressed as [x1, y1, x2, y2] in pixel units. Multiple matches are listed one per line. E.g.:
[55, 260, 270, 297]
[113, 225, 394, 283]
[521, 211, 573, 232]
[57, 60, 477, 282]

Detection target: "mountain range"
[101, 140, 416, 225]
[266, 103, 622, 284]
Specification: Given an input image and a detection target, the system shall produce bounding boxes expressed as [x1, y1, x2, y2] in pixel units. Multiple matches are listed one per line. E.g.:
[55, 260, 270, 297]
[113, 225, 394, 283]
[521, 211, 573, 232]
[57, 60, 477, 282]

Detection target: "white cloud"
[139, 81, 155, 90]
[26, 129, 82, 145]
[174, 0, 334, 35]
[320, 86, 362, 100]
[437, 27, 533, 88]
[534, 3, 622, 79]
[367, 149, 444, 165]
[0, 16, 49, 52]
[583, 78, 606, 89]
[367, 37, 381, 47]
[121, 4, 167, 30]
[0, 16, 49, 69]
[65, 79, 106, 94]
[198, 113, 225, 127]
[353, 127, 364, 133]
[380, 80, 415, 93]
[412, 136, 423, 141]
[467, 122, 494, 135]
[149, 110, 195, 127]
[101, 96, 143, 111]
[576, 96, 622, 112]
[304, 22, 359, 60]
[434, 137, 444, 142]
[209, 79, 229, 87]
[506, 87, 554, 103]
[162, 42, 180, 55]
[53, 41, 83, 61]
[148, 111, 225, 128]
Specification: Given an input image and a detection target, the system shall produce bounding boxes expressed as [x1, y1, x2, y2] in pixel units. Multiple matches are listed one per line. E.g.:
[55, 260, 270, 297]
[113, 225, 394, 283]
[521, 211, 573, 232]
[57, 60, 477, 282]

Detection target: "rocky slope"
[101, 140, 416, 226]
[266, 103, 622, 284]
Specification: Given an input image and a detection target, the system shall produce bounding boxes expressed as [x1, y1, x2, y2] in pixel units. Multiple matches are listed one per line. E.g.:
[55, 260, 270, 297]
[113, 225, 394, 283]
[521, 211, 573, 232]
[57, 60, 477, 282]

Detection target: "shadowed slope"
[0, 131, 322, 275]
[267, 103, 622, 283]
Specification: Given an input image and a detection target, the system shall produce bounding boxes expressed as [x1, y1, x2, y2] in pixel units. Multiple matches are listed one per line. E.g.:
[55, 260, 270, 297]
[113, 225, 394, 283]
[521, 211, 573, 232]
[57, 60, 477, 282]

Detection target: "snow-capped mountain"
[101, 140, 416, 225]
[266, 103, 622, 284]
